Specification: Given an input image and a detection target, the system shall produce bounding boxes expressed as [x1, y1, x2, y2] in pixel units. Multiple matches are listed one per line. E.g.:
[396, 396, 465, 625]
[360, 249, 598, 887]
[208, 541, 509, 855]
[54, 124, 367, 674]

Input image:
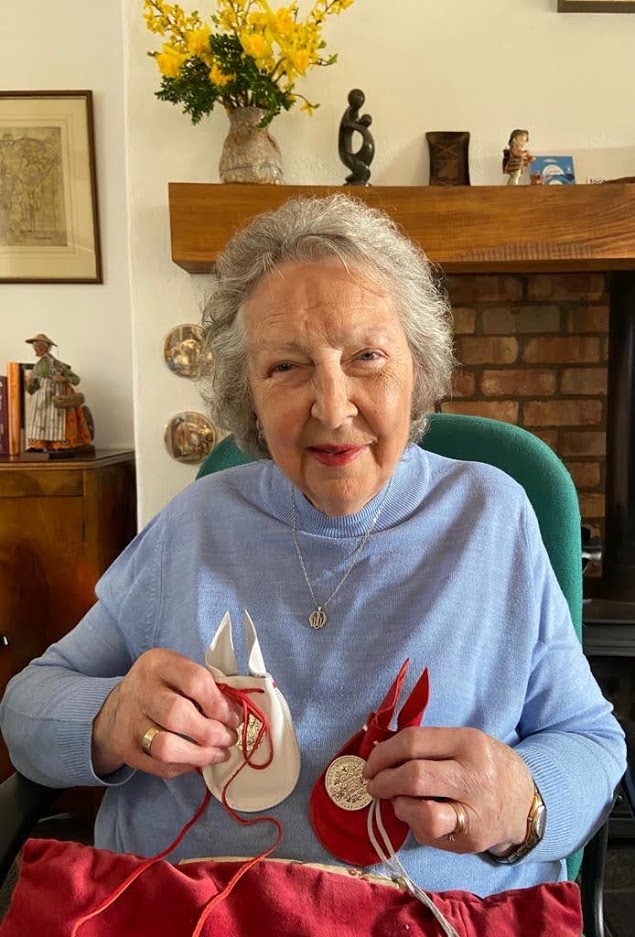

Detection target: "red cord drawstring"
[69, 784, 213, 937]
[216, 683, 273, 770]
[71, 683, 282, 937]
[191, 683, 282, 937]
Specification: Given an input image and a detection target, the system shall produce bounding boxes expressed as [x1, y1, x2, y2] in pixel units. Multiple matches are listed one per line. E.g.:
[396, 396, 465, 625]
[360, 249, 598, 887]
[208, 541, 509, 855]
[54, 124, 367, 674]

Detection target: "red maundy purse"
[310, 659, 429, 866]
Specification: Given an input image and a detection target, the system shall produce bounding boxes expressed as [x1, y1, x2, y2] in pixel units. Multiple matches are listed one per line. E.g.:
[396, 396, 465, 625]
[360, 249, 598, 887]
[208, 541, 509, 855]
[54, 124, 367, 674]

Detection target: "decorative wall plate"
[164, 411, 216, 464]
[163, 324, 207, 380]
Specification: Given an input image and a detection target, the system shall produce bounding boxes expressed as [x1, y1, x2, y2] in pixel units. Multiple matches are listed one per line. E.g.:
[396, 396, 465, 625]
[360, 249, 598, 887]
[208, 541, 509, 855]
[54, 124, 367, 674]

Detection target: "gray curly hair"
[199, 194, 454, 457]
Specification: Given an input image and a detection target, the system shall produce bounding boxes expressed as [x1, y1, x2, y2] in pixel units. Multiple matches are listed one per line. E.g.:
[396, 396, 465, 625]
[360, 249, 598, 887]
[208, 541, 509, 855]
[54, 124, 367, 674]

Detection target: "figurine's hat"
[25, 333, 56, 347]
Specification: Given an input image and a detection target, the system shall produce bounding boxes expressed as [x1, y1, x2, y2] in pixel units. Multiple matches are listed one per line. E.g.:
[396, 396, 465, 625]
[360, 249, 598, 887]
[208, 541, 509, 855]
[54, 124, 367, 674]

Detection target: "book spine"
[0, 375, 8, 455]
[6, 362, 21, 456]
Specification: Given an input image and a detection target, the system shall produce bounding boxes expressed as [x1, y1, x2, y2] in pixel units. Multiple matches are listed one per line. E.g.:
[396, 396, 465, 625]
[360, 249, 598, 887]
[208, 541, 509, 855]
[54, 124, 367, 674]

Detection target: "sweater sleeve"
[0, 512, 166, 788]
[513, 500, 626, 862]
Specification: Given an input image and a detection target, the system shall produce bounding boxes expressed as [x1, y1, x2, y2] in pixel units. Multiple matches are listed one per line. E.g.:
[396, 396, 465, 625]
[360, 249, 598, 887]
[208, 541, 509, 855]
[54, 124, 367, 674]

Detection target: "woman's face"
[245, 259, 415, 516]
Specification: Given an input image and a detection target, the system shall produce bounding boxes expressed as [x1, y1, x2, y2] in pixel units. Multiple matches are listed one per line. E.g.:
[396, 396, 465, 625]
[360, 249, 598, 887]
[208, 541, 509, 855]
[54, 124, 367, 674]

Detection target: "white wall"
[4, 1, 635, 525]
[0, 0, 134, 450]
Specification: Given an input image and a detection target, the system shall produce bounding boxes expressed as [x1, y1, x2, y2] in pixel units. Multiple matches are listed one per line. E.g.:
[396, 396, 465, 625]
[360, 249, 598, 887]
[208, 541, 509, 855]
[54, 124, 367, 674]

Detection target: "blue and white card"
[531, 156, 576, 185]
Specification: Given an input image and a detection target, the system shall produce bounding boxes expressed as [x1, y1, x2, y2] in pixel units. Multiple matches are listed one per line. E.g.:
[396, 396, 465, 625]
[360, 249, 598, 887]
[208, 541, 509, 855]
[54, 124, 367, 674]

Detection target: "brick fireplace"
[441, 272, 609, 537]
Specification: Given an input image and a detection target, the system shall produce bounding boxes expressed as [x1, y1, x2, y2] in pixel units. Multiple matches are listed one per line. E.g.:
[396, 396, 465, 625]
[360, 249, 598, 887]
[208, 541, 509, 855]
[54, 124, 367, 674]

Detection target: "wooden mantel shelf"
[169, 182, 635, 275]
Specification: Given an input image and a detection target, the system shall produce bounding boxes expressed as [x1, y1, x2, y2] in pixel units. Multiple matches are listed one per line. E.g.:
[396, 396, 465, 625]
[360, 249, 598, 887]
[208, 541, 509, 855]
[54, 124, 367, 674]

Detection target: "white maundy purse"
[202, 610, 301, 812]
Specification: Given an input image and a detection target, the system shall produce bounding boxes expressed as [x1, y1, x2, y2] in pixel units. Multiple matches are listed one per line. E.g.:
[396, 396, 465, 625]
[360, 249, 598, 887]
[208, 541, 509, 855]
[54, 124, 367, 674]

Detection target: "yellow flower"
[285, 48, 311, 76]
[210, 63, 233, 87]
[270, 7, 295, 38]
[186, 27, 211, 57]
[240, 32, 271, 60]
[154, 44, 187, 78]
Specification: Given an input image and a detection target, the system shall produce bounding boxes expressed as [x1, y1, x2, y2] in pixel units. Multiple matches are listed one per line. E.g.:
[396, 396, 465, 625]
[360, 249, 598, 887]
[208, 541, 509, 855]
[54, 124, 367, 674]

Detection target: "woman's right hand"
[91, 649, 242, 778]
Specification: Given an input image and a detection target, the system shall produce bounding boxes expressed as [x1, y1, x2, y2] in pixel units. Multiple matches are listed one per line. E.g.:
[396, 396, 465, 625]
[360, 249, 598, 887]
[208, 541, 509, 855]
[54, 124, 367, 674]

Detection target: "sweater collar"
[260, 444, 430, 538]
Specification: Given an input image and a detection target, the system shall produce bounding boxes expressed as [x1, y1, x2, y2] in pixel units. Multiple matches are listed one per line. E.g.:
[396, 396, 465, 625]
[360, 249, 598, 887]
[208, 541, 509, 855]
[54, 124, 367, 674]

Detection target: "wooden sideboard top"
[0, 449, 135, 472]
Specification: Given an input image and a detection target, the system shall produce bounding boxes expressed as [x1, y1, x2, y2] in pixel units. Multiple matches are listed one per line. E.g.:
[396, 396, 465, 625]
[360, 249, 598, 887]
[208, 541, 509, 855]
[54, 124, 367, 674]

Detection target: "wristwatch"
[488, 783, 546, 864]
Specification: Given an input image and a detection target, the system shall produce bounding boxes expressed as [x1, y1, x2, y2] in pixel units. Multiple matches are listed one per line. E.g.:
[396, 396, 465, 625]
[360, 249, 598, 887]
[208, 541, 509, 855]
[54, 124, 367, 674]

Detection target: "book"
[0, 375, 8, 456]
[6, 362, 21, 456]
[530, 156, 575, 186]
[5, 362, 35, 454]
[20, 362, 35, 450]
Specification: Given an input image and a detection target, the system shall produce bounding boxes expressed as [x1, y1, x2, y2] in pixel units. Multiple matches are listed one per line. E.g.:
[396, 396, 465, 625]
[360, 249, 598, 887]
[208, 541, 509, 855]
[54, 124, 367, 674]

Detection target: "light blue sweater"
[0, 445, 625, 897]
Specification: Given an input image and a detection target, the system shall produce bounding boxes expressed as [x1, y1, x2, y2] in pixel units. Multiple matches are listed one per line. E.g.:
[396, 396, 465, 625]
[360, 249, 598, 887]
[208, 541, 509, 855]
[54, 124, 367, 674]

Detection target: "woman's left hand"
[363, 726, 535, 854]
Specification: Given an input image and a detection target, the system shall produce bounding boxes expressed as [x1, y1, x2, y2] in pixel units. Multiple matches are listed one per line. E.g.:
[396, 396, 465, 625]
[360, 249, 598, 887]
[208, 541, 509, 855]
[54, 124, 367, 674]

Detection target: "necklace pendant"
[309, 607, 327, 630]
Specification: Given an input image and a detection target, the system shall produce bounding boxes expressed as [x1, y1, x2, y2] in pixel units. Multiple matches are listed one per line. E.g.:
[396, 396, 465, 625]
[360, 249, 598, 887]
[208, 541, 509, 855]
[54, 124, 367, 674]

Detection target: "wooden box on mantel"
[168, 182, 635, 275]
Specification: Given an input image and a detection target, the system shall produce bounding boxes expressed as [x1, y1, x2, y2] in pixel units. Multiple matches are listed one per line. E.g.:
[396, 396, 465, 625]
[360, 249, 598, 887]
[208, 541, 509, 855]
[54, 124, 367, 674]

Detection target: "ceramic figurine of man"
[24, 333, 94, 455]
[502, 129, 535, 185]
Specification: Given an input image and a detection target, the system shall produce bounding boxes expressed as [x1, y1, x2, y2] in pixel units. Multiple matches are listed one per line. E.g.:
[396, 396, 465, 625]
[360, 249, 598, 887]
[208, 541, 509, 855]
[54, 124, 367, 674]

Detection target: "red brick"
[523, 399, 602, 427]
[579, 493, 605, 520]
[451, 307, 477, 334]
[562, 431, 606, 457]
[459, 336, 519, 365]
[565, 461, 601, 490]
[483, 306, 561, 334]
[449, 369, 476, 397]
[530, 429, 559, 450]
[481, 369, 556, 397]
[523, 336, 600, 364]
[561, 368, 607, 396]
[602, 337, 610, 361]
[440, 400, 519, 423]
[527, 274, 607, 302]
[565, 306, 609, 333]
[445, 275, 523, 303]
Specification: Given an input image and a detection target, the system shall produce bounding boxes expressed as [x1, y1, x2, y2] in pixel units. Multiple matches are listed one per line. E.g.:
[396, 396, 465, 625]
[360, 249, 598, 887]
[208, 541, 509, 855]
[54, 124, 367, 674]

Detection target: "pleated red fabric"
[0, 837, 582, 937]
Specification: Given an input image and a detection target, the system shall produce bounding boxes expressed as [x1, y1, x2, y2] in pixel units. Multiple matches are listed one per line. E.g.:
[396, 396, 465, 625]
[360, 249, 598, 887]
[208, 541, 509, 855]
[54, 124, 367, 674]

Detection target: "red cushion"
[0, 837, 582, 937]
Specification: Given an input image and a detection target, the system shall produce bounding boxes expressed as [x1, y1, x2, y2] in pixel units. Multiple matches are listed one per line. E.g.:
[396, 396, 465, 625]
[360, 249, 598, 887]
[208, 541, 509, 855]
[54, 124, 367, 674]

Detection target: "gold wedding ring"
[445, 800, 467, 842]
[141, 725, 162, 756]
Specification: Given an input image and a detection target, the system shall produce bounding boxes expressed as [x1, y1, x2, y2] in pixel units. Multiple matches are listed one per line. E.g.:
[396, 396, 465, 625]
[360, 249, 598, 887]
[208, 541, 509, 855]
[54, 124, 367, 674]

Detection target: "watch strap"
[488, 783, 546, 865]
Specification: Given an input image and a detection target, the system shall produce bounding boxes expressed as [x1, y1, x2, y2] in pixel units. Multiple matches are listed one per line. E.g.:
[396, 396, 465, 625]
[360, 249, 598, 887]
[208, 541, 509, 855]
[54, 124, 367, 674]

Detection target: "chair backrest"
[197, 413, 584, 878]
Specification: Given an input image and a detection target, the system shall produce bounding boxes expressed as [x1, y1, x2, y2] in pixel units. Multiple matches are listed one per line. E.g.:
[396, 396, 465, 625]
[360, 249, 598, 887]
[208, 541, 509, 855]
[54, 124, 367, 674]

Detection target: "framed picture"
[0, 90, 102, 283]
[558, 1, 635, 11]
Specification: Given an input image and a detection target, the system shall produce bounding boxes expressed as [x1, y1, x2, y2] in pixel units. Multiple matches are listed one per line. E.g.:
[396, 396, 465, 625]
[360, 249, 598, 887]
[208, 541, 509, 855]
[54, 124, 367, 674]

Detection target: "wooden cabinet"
[0, 450, 136, 780]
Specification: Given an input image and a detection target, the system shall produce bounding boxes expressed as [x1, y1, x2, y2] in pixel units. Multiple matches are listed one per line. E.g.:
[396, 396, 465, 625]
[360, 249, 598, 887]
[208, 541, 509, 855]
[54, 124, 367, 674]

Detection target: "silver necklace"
[290, 479, 393, 630]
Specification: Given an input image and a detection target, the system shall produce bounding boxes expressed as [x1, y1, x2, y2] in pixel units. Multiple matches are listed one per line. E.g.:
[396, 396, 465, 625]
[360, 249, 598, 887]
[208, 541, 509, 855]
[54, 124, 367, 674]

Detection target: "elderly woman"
[0, 196, 625, 901]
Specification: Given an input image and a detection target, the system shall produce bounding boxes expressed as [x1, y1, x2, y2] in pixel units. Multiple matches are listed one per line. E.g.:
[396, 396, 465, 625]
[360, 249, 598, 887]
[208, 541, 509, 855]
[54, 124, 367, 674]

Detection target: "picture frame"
[0, 90, 102, 283]
[558, 1, 635, 11]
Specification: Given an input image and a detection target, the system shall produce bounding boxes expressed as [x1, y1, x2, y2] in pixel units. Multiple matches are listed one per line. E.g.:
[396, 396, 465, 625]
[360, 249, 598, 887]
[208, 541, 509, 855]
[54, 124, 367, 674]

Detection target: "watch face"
[488, 788, 546, 863]
[532, 800, 547, 842]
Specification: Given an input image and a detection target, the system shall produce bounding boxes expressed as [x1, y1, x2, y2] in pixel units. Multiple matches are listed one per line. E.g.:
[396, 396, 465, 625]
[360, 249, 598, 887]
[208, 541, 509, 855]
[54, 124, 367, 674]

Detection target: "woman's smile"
[307, 444, 369, 467]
